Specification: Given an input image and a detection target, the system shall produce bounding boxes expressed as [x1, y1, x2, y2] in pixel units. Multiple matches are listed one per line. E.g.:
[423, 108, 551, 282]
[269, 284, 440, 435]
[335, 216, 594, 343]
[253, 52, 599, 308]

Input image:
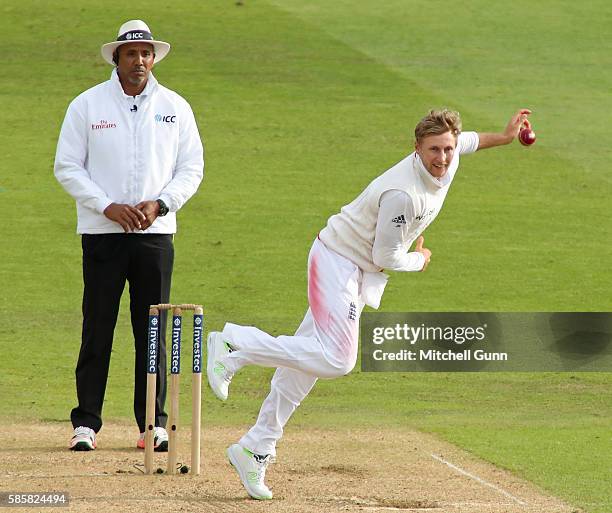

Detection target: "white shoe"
[69, 426, 96, 451]
[227, 443, 273, 500]
[207, 331, 233, 401]
[137, 426, 168, 452]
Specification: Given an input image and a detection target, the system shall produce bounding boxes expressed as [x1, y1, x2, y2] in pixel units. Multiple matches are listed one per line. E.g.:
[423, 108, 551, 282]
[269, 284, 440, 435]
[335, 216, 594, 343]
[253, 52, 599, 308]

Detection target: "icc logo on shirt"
[155, 114, 176, 123]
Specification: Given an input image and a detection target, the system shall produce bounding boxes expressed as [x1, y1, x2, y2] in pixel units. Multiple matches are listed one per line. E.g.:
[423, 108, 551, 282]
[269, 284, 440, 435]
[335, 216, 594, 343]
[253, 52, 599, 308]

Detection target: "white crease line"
[430, 454, 527, 507]
[0, 473, 129, 478]
[360, 508, 433, 512]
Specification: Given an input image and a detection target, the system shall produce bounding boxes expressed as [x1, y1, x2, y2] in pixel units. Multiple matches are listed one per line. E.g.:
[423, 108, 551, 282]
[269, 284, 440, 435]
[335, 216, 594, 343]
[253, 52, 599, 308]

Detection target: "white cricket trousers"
[220, 237, 365, 456]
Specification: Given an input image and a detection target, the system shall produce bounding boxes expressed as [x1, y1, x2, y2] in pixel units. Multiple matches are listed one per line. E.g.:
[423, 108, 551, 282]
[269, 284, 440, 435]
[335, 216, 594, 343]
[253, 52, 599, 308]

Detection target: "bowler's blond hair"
[414, 109, 462, 142]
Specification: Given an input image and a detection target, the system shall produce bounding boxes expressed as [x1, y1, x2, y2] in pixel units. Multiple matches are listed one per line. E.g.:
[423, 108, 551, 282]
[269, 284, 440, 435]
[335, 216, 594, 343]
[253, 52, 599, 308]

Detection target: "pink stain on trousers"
[308, 252, 329, 331]
[308, 241, 359, 367]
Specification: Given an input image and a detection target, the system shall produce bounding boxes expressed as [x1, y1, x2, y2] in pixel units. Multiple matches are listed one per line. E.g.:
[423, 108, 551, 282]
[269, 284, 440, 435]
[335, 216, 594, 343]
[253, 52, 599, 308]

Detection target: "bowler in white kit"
[207, 108, 532, 499]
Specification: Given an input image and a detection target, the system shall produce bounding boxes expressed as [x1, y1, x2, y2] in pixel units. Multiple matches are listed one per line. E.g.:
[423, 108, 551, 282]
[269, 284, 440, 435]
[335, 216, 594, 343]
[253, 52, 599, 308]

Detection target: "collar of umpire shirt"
[110, 67, 158, 99]
[414, 152, 449, 191]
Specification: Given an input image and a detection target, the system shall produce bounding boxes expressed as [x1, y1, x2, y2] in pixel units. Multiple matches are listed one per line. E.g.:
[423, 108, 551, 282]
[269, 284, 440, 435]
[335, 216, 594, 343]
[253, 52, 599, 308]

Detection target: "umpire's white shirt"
[54, 69, 204, 234]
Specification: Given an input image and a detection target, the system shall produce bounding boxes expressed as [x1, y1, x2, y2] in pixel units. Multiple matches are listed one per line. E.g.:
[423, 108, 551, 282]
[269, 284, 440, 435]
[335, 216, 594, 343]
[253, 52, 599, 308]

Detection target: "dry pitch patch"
[0, 423, 580, 513]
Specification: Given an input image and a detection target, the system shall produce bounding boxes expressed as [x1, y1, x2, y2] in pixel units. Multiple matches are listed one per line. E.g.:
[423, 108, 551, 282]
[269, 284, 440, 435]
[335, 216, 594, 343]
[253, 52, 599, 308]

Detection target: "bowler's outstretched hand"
[503, 108, 532, 140]
[477, 108, 533, 149]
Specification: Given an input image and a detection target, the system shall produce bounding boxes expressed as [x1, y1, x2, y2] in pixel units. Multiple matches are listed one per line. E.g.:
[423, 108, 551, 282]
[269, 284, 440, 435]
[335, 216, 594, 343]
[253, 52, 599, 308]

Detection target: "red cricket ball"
[519, 128, 536, 146]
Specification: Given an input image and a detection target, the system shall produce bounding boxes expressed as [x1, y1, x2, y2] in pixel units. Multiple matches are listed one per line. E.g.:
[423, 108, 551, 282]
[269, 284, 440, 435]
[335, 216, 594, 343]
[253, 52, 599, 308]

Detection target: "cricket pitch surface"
[0, 423, 581, 513]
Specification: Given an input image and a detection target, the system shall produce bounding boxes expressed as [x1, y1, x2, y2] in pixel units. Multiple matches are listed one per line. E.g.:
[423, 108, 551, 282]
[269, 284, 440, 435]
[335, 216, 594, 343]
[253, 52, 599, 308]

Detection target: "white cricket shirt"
[319, 132, 479, 272]
[54, 69, 204, 234]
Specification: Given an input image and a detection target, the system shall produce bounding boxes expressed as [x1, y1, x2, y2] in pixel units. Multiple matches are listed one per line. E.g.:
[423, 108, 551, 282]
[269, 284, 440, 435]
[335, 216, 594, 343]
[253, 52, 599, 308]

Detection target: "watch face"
[157, 199, 168, 216]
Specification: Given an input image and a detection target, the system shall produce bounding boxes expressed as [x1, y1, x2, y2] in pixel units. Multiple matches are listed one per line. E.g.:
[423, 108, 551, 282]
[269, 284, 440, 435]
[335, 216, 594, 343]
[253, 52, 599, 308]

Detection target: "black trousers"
[71, 234, 174, 433]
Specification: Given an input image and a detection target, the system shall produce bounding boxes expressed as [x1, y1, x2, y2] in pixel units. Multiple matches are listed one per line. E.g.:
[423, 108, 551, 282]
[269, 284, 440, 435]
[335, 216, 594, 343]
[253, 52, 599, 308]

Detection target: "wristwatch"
[156, 199, 169, 217]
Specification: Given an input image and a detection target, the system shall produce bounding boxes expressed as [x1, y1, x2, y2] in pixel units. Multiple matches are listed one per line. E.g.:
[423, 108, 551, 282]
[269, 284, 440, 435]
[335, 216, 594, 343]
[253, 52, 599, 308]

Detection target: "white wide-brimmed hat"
[101, 20, 171, 66]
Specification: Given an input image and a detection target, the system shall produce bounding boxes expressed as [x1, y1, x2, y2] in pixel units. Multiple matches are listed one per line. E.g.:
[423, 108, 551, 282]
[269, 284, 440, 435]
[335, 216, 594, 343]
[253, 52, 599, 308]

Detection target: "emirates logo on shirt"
[91, 119, 117, 130]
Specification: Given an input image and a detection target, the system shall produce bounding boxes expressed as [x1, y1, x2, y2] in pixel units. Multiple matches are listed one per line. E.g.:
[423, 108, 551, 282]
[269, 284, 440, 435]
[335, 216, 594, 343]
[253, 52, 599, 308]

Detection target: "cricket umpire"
[54, 20, 204, 451]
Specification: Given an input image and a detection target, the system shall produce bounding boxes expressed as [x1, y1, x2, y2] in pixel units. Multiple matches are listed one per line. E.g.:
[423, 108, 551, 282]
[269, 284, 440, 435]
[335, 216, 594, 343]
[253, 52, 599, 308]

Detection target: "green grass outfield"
[1, 0, 611, 511]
